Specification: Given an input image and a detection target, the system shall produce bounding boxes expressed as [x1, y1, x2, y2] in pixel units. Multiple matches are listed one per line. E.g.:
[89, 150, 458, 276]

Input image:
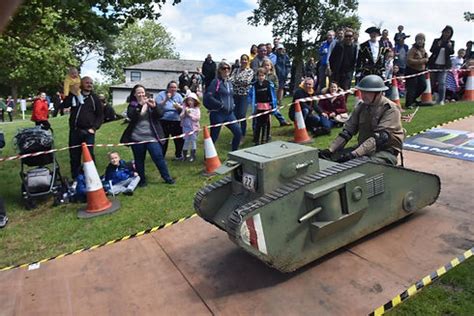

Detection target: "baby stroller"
[15, 127, 69, 209]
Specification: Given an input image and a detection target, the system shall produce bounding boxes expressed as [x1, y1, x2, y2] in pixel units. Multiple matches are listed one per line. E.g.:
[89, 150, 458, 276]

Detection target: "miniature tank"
[194, 141, 440, 272]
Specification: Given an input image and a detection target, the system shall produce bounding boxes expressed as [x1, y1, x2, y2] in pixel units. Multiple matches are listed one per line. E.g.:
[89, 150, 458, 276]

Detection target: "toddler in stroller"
[15, 127, 69, 209]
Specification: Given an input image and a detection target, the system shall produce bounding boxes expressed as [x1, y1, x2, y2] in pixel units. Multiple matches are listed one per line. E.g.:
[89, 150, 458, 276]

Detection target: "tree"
[465, 11, 474, 22]
[249, 0, 360, 91]
[99, 20, 179, 82]
[0, 9, 77, 99]
[0, 0, 181, 97]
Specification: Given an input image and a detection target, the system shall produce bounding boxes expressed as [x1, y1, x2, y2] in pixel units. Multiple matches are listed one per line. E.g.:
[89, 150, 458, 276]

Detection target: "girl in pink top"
[180, 93, 201, 162]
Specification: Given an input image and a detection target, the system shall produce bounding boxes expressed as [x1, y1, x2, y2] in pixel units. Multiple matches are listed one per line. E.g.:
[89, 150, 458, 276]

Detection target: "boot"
[189, 149, 196, 162]
[182, 150, 188, 161]
[313, 127, 331, 136]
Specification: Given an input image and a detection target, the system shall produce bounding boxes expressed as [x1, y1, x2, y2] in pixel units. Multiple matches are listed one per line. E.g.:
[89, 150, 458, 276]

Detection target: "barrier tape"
[0, 213, 197, 272]
[0, 68, 472, 164]
[370, 246, 474, 316]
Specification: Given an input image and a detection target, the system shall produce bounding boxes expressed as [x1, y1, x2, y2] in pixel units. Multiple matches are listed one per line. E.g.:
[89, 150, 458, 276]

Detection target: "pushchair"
[15, 127, 69, 209]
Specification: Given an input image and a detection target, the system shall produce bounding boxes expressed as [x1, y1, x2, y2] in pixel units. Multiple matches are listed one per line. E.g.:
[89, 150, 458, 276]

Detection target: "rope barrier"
[0, 68, 471, 164]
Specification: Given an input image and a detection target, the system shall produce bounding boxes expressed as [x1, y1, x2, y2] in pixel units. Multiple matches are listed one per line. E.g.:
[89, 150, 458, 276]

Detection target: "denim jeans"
[301, 108, 332, 130]
[131, 142, 172, 184]
[432, 70, 447, 103]
[108, 176, 141, 195]
[233, 94, 248, 136]
[69, 129, 95, 179]
[210, 111, 242, 151]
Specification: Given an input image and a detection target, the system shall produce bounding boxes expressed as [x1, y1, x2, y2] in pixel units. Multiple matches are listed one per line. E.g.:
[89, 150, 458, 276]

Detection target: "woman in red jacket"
[318, 82, 349, 128]
[31, 92, 50, 129]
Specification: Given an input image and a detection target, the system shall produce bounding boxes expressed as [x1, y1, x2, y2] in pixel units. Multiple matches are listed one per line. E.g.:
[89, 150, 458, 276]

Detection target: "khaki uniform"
[329, 96, 404, 165]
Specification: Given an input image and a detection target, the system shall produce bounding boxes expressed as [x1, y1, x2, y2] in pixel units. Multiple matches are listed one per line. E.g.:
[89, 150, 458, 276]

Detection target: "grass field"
[0, 96, 473, 313]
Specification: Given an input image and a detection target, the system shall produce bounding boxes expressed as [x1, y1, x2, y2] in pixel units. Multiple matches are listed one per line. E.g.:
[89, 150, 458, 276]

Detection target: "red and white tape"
[0, 69, 471, 164]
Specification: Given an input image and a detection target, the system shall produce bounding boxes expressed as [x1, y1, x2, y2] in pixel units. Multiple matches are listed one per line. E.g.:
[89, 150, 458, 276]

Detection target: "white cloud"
[157, 1, 273, 62]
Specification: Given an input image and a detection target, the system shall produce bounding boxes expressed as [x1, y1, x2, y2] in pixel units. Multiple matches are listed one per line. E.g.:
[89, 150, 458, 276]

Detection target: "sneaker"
[165, 178, 176, 185]
[173, 156, 184, 161]
[0, 215, 8, 228]
[439, 101, 445, 106]
[123, 189, 134, 196]
[280, 121, 292, 127]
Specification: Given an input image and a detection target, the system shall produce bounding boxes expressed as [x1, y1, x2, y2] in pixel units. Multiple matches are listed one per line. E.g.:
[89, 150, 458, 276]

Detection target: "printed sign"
[404, 128, 474, 162]
[242, 172, 256, 192]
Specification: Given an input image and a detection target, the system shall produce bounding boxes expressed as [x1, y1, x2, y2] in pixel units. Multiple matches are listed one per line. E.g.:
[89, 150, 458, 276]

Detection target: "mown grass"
[0, 97, 472, 269]
[387, 256, 474, 316]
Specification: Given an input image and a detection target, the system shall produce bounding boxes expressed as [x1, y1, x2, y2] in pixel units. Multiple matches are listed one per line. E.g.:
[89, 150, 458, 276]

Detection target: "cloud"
[157, 0, 274, 62]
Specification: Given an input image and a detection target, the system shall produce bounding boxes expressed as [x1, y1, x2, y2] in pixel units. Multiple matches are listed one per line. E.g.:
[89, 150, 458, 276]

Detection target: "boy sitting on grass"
[102, 151, 140, 196]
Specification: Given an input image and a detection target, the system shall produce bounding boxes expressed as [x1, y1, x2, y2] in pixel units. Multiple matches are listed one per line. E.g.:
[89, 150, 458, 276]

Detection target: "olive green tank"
[194, 141, 440, 272]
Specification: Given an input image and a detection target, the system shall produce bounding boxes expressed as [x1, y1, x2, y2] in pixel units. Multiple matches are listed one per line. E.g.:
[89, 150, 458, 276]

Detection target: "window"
[130, 71, 141, 82]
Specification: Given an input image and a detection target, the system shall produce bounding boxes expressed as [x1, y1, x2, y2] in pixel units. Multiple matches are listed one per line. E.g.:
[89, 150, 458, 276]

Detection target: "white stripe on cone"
[424, 76, 432, 93]
[83, 160, 103, 192]
[295, 110, 306, 130]
[204, 138, 218, 158]
[466, 74, 474, 90]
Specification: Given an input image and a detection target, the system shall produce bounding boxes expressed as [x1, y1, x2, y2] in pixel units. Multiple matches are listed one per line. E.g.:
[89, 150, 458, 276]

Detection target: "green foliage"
[0, 0, 180, 96]
[99, 20, 179, 82]
[248, 0, 361, 83]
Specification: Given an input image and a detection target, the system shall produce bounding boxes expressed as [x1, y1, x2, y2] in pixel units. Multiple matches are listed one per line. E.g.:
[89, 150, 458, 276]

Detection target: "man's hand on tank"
[318, 149, 333, 160]
[335, 152, 355, 163]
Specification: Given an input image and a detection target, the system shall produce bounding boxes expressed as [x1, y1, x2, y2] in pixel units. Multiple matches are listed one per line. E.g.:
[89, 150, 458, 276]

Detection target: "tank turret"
[194, 141, 440, 272]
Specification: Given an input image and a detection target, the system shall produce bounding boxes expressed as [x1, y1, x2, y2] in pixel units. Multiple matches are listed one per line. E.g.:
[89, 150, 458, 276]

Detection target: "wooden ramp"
[1, 117, 473, 316]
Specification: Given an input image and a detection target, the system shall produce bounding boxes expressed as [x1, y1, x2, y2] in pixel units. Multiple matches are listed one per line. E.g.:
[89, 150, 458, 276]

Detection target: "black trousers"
[69, 128, 95, 179]
[253, 111, 271, 144]
[405, 67, 426, 107]
[0, 110, 4, 122]
[160, 120, 184, 158]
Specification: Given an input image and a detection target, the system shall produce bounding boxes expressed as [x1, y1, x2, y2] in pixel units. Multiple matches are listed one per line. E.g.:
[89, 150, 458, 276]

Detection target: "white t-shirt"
[369, 40, 379, 63]
[435, 48, 446, 65]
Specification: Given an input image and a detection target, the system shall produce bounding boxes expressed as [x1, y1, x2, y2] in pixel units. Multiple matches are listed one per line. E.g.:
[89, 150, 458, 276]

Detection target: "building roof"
[125, 58, 203, 72]
[110, 75, 173, 91]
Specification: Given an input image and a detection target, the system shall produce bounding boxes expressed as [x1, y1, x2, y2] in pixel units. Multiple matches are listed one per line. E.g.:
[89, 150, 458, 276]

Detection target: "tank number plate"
[242, 173, 256, 192]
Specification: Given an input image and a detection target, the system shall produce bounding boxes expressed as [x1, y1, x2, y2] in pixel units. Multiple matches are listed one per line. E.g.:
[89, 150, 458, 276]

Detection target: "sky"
[82, 0, 474, 82]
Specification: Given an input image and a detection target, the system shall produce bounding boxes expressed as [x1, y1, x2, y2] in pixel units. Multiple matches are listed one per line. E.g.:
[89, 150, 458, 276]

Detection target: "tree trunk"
[293, 5, 305, 93]
[11, 84, 18, 112]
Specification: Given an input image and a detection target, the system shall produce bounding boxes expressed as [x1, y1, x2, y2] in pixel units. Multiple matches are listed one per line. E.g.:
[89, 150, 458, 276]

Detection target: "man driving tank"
[319, 75, 404, 165]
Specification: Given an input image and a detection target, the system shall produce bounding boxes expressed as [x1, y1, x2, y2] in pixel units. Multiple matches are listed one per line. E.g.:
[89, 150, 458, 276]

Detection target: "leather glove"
[318, 149, 333, 160]
[335, 152, 356, 163]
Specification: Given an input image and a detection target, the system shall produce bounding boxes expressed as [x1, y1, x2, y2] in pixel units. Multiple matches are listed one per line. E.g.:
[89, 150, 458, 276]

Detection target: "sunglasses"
[345, 34, 353, 38]
[221, 67, 230, 70]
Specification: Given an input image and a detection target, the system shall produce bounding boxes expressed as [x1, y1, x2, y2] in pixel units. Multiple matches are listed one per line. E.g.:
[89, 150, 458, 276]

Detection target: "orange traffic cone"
[292, 102, 312, 144]
[77, 143, 120, 218]
[202, 126, 221, 176]
[389, 77, 401, 106]
[421, 72, 434, 105]
[463, 68, 474, 101]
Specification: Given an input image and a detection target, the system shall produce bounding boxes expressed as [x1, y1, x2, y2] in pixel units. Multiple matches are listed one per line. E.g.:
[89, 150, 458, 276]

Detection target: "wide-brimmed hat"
[184, 92, 200, 105]
[365, 26, 381, 35]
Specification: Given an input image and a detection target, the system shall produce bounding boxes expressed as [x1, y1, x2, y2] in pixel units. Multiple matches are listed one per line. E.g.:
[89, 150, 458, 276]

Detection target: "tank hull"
[194, 144, 440, 272]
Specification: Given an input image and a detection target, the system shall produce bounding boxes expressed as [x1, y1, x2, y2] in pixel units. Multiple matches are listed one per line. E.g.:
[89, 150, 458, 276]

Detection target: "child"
[102, 151, 140, 196]
[392, 65, 405, 97]
[318, 82, 349, 128]
[262, 59, 291, 126]
[63, 67, 83, 107]
[251, 67, 276, 145]
[179, 93, 201, 162]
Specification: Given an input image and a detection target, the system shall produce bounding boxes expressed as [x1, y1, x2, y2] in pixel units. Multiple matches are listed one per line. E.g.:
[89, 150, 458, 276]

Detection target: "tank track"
[194, 176, 233, 227]
[226, 159, 369, 244]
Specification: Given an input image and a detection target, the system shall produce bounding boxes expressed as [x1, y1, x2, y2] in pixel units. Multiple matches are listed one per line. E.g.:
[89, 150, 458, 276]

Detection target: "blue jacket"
[103, 160, 134, 185]
[319, 41, 332, 65]
[275, 52, 291, 82]
[203, 78, 235, 113]
[248, 80, 277, 113]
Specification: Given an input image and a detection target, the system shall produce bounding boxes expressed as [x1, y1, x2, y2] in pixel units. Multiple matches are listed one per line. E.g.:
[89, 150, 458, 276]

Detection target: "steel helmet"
[355, 75, 388, 92]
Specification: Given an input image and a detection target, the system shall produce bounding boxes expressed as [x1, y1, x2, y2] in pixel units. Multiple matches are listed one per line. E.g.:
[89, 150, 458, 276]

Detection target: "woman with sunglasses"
[203, 60, 242, 151]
